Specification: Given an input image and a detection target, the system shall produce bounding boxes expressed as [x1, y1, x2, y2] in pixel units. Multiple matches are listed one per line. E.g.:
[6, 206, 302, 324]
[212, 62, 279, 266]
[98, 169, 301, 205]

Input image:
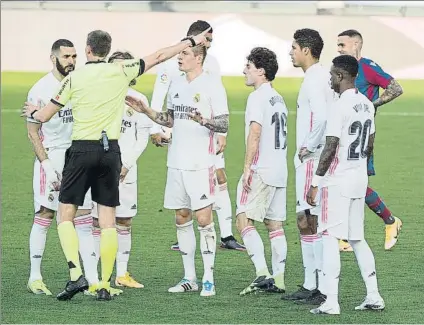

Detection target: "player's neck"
[339, 84, 355, 95]
[86, 54, 106, 63]
[52, 69, 65, 82]
[185, 67, 203, 82]
[302, 59, 319, 73]
[355, 51, 362, 60]
[254, 79, 269, 90]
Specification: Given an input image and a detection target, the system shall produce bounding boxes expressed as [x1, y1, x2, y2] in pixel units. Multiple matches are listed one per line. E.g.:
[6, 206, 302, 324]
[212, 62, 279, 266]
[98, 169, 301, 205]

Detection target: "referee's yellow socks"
[57, 221, 82, 281]
[100, 227, 118, 290]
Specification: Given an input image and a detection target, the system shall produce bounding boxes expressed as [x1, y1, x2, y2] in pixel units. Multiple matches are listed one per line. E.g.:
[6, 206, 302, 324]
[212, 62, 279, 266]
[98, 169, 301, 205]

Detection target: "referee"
[22, 29, 209, 301]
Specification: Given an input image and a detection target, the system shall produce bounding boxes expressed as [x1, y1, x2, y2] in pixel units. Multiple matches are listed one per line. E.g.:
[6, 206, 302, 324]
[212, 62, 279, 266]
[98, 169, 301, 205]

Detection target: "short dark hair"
[187, 20, 212, 36]
[332, 55, 359, 78]
[293, 28, 324, 60]
[107, 50, 134, 63]
[108, 50, 137, 86]
[86, 30, 112, 57]
[338, 29, 363, 41]
[247, 47, 279, 81]
[51, 39, 74, 54]
[192, 45, 207, 64]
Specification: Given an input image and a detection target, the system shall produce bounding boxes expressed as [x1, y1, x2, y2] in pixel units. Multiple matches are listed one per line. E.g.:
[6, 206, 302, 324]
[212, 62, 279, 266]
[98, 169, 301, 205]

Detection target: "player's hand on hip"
[119, 166, 129, 183]
[216, 135, 226, 155]
[21, 102, 38, 118]
[125, 95, 148, 114]
[306, 186, 318, 206]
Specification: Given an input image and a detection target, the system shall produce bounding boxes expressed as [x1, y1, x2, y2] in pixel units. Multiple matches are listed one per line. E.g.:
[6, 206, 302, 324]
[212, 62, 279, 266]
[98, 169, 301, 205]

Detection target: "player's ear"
[49, 54, 56, 65]
[302, 47, 310, 56]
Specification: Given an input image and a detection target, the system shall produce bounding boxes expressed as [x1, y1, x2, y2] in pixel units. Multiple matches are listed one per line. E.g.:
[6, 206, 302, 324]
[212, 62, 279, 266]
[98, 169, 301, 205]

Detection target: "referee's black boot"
[57, 275, 89, 301]
[97, 288, 112, 301]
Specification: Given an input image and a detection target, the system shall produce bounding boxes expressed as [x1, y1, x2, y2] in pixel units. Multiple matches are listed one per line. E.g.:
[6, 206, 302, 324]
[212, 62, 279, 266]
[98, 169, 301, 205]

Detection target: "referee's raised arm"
[20, 28, 210, 302]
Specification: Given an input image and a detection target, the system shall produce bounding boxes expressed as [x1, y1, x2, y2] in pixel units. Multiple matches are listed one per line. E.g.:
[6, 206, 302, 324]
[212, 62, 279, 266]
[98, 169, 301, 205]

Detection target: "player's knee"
[215, 168, 227, 184]
[297, 212, 309, 233]
[195, 205, 213, 227]
[236, 213, 253, 233]
[116, 217, 132, 227]
[306, 214, 318, 234]
[264, 219, 283, 232]
[92, 217, 100, 229]
[36, 206, 55, 220]
[175, 208, 192, 225]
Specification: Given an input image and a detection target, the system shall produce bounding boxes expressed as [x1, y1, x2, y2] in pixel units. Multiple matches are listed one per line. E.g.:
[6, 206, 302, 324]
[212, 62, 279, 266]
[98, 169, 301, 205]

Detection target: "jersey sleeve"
[246, 94, 264, 126]
[210, 81, 229, 117]
[151, 61, 172, 111]
[305, 83, 328, 152]
[325, 102, 343, 139]
[120, 59, 146, 84]
[51, 74, 71, 108]
[26, 89, 41, 124]
[362, 60, 393, 89]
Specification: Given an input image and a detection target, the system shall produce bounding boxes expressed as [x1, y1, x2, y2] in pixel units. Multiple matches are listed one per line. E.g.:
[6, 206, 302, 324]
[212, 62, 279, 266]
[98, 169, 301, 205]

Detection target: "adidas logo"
[200, 194, 207, 200]
[174, 93, 179, 98]
[131, 204, 137, 209]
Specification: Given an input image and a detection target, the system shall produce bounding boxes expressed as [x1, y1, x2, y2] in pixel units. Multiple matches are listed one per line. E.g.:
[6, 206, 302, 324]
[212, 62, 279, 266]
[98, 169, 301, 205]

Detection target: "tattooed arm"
[364, 133, 376, 166]
[189, 112, 229, 133]
[315, 136, 340, 176]
[151, 109, 174, 128]
[373, 79, 403, 109]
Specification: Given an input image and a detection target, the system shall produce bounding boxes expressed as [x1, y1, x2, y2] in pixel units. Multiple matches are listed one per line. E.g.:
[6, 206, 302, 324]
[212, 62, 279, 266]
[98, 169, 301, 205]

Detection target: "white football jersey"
[119, 88, 153, 183]
[26, 72, 73, 150]
[295, 63, 336, 167]
[166, 72, 229, 171]
[245, 83, 288, 188]
[150, 54, 222, 134]
[325, 88, 376, 198]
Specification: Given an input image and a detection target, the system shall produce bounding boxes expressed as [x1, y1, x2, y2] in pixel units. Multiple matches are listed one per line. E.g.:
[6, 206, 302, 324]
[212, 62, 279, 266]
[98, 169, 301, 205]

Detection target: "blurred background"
[2, 1, 424, 78]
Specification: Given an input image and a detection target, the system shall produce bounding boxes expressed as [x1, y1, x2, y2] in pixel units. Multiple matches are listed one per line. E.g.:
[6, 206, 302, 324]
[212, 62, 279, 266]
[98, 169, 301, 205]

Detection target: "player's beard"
[56, 59, 74, 77]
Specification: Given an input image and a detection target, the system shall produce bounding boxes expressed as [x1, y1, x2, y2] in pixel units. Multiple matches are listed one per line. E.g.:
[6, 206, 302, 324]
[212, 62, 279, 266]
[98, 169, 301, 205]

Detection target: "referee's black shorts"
[59, 140, 122, 207]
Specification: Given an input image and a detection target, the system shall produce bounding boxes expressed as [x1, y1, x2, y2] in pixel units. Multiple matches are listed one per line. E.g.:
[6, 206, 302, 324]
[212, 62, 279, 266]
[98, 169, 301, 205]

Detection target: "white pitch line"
[1, 108, 423, 117]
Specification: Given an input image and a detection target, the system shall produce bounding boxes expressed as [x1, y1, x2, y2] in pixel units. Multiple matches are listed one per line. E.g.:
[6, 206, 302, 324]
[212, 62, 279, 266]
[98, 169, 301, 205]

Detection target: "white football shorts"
[236, 171, 286, 222]
[92, 181, 138, 219]
[33, 147, 92, 213]
[295, 157, 321, 215]
[214, 152, 226, 170]
[164, 167, 216, 211]
[318, 185, 365, 240]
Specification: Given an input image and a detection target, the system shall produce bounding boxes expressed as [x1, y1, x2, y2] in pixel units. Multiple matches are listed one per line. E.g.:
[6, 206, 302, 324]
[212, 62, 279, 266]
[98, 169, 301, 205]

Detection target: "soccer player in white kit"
[283, 29, 335, 305]
[26, 39, 98, 295]
[125, 41, 229, 297]
[235, 48, 288, 296]
[307, 55, 385, 315]
[151, 20, 245, 251]
[91, 51, 153, 289]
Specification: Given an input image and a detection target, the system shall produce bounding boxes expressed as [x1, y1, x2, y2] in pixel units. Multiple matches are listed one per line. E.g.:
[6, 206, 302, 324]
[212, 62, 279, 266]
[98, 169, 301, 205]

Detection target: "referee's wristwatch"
[182, 37, 196, 47]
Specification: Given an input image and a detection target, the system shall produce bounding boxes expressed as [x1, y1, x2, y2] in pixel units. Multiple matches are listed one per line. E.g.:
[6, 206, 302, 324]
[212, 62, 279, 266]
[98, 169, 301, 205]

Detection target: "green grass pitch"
[1, 72, 424, 324]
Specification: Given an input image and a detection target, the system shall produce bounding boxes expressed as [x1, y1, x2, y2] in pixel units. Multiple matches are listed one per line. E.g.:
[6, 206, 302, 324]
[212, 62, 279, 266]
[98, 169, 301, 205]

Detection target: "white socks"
[269, 229, 287, 277]
[116, 225, 132, 277]
[176, 220, 197, 281]
[198, 222, 217, 284]
[349, 239, 380, 298]
[241, 226, 269, 276]
[92, 226, 101, 264]
[29, 216, 52, 282]
[322, 233, 340, 305]
[313, 234, 324, 294]
[215, 183, 233, 239]
[300, 234, 317, 290]
[74, 214, 99, 286]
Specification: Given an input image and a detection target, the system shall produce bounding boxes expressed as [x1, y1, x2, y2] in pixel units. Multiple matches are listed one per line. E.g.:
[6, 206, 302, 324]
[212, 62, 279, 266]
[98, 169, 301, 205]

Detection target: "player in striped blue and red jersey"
[336, 29, 404, 251]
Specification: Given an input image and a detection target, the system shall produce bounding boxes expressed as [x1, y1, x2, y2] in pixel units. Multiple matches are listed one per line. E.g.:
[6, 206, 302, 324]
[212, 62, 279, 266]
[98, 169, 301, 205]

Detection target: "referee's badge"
[193, 93, 200, 103]
[126, 108, 134, 117]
